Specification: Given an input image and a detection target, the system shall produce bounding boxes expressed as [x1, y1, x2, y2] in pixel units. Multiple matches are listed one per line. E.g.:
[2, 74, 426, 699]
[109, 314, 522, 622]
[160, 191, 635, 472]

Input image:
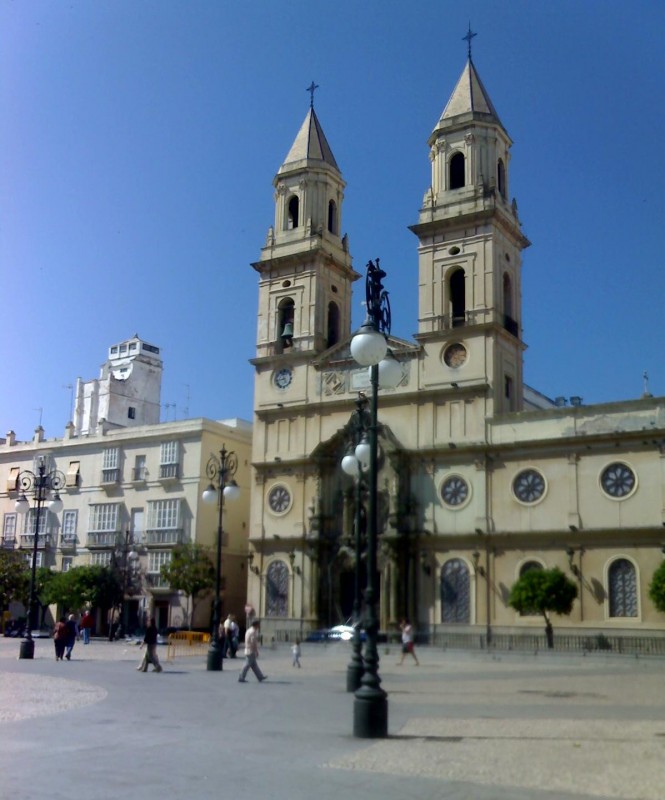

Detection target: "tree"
[33, 567, 59, 627]
[0, 550, 29, 613]
[648, 561, 665, 614]
[508, 567, 578, 648]
[160, 543, 215, 629]
[43, 566, 122, 614]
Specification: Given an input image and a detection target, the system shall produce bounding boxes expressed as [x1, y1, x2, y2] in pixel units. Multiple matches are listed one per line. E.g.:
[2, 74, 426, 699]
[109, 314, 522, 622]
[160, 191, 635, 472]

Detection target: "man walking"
[238, 620, 267, 683]
[136, 617, 163, 673]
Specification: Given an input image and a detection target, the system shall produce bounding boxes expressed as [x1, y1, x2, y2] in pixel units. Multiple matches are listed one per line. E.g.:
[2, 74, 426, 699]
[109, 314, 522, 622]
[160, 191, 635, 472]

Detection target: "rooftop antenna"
[306, 80, 319, 109]
[182, 384, 190, 419]
[463, 23, 477, 60]
[34, 407, 43, 428]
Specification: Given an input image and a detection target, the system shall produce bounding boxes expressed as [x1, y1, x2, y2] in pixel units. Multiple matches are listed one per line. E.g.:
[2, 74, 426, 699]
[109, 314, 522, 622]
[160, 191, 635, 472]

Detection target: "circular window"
[512, 469, 546, 504]
[267, 484, 292, 515]
[282, 280, 291, 287]
[443, 342, 467, 368]
[600, 462, 637, 499]
[440, 475, 470, 508]
[449, 246, 461, 255]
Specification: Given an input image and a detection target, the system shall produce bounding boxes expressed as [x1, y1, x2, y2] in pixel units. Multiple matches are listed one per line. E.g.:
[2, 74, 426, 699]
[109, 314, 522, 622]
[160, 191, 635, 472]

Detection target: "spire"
[436, 59, 503, 127]
[280, 107, 339, 172]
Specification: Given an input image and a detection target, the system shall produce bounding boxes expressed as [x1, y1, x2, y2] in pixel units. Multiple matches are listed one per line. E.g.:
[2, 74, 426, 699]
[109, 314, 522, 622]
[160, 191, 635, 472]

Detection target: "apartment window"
[66, 461, 81, 489]
[148, 499, 181, 530]
[133, 455, 147, 482]
[102, 448, 121, 483]
[89, 504, 119, 532]
[91, 551, 112, 567]
[6, 466, 20, 493]
[62, 510, 78, 542]
[62, 557, 73, 572]
[23, 508, 50, 535]
[148, 550, 172, 574]
[128, 407, 136, 420]
[159, 441, 180, 479]
[24, 551, 43, 568]
[3, 513, 17, 546]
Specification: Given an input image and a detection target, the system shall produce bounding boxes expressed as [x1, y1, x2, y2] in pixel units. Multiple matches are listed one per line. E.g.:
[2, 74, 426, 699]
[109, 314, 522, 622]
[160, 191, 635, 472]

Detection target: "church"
[246, 50, 665, 645]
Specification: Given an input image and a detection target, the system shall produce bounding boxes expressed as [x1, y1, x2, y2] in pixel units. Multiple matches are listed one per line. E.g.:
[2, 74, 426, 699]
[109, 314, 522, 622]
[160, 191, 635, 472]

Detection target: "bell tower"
[252, 93, 358, 361]
[410, 42, 530, 416]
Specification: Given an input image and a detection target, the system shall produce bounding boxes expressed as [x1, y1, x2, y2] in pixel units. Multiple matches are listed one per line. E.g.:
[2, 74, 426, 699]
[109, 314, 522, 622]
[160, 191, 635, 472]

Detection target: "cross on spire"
[306, 81, 319, 108]
[463, 24, 477, 60]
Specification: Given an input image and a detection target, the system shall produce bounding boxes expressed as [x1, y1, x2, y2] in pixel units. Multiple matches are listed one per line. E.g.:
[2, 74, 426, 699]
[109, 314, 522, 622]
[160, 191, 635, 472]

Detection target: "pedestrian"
[222, 613, 233, 657]
[229, 615, 239, 658]
[291, 639, 301, 668]
[238, 619, 267, 683]
[80, 610, 93, 644]
[64, 614, 78, 660]
[397, 619, 419, 666]
[107, 607, 119, 641]
[136, 617, 163, 673]
[53, 616, 67, 661]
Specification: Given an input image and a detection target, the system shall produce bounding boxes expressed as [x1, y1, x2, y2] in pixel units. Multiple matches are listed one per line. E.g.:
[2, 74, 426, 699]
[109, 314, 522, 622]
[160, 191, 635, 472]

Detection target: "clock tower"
[410, 54, 530, 418]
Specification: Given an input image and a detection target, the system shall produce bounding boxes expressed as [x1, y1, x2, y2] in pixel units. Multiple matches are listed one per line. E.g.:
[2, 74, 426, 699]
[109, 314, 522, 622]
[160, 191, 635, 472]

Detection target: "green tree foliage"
[43, 566, 122, 613]
[648, 561, 665, 614]
[508, 567, 578, 648]
[0, 550, 29, 612]
[160, 543, 215, 629]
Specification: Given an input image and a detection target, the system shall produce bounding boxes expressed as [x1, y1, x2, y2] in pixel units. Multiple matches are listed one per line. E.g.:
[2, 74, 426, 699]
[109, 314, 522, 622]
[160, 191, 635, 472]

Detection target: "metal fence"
[430, 631, 665, 657]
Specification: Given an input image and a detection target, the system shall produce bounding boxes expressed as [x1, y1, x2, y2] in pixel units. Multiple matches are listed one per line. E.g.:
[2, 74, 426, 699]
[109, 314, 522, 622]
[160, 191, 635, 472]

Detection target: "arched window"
[518, 561, 543, 616]
[277, 298, 294, 350]
[327, 200, 337, 234]
[449, 152, 465, 190]
[497, 158, 506, 198]
[608, 559, 638, 617]
[449, 269, 466, 327]
[287, 196, 299, 230]
[440, 559, 470, 623]
[266, 560, 289, 617]
[520, 560, 543, 577]
[503, 273, 513, 318]
[327, 301, 340, 348]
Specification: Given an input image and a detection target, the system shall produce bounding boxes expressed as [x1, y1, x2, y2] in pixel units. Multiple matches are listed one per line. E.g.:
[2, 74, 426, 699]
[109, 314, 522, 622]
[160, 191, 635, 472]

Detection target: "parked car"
[305, 623, 366, 643]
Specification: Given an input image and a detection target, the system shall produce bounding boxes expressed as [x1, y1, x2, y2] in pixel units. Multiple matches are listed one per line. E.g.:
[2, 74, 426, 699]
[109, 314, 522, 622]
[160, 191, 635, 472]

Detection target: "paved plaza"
[1, 636, 664, 800]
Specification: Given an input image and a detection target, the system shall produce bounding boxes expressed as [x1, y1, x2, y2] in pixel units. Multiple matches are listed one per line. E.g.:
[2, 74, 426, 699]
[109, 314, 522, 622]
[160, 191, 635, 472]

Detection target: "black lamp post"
[202, 444, 240, 671]
[341, 393, 370, 692]
[112, 529, 139, 639]
[349, 258, 401, 738]
[15, 457, 65, 660]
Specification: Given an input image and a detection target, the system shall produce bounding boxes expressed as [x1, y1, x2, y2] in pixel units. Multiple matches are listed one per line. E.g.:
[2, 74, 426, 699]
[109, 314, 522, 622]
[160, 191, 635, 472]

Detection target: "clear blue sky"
[2, 0, 664, 442]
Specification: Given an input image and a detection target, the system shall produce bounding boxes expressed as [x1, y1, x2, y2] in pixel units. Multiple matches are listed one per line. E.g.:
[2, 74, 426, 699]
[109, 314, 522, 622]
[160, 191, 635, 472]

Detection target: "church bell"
[281, 321, 294, 347]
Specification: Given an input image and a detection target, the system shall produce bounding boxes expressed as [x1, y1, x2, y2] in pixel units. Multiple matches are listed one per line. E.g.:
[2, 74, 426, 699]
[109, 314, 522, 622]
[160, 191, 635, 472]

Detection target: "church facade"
[247, 57, 665, 643]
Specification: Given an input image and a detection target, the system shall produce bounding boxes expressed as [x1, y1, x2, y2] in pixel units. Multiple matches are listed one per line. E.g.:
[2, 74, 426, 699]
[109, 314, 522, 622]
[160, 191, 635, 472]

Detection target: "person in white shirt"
[238, 620, 267, 683]
[397, 619, 419, 666]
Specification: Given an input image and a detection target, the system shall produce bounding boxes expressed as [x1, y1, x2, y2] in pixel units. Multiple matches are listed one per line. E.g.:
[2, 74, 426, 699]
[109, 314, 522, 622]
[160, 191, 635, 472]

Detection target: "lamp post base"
[207, 644, 223, 671]
[353, 691, 388, 738]
[19, 639, 35, 660]
[346, 660, 364, 693]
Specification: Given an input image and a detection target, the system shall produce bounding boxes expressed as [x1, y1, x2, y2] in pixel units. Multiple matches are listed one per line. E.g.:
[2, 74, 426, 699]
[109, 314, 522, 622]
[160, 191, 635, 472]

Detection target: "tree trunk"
[544, 617, 554, 649]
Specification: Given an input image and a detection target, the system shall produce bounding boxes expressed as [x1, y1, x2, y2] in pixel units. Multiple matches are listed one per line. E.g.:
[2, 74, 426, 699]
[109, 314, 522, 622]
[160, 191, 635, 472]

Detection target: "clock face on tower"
[274, 368, 293, 390]
[268, 484, 291, 514]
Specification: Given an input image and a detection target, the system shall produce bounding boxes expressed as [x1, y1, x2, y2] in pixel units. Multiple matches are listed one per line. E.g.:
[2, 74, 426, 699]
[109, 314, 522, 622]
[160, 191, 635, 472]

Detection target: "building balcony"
[145, 528, 185, 546]
[2, 537, 16, 549]
[146, 573, 170, 590]
[101, 468, 121, 484]
[60, 534, 78, 551]
[132, 467, 148, 482]
[87, 531, 119, 547]
[19, 533, 56, 549]
[158, 464, 180, 481]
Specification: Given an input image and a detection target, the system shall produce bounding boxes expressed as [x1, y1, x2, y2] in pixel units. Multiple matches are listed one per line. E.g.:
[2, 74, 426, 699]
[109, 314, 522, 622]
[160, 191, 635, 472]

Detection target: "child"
[291, 639, 301, 668]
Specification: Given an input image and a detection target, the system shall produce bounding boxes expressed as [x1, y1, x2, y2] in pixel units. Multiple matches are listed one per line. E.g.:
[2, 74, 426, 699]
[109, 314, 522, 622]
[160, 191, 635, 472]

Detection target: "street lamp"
[112, 530, 139, 639]
[341, 393, 370, 693]
[350, 258, 400, 738]
[14, 457, 65, 660]
[202, 444, 240, 671]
